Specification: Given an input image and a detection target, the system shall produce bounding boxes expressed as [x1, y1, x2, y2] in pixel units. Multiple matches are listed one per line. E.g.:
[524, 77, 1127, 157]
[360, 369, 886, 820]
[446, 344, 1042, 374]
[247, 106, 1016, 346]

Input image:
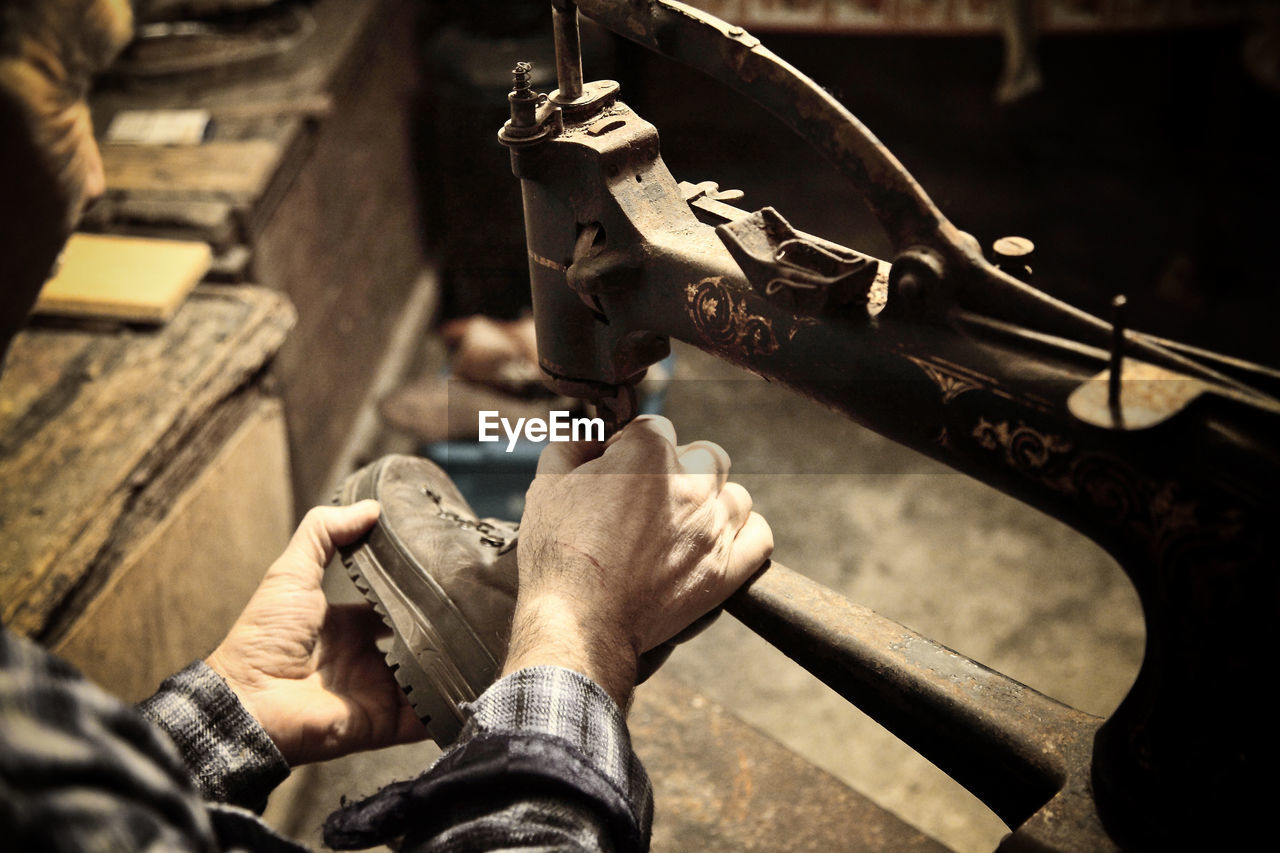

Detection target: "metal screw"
[993, 235, 1034, 281]
[993, 235, 1034, 259]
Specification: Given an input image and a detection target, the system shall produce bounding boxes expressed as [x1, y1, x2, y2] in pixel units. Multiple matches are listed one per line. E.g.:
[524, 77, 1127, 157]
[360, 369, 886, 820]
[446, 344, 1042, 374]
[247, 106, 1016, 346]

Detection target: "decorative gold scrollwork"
[686, 277, 779, 357]
[970, 418, 1243, 568]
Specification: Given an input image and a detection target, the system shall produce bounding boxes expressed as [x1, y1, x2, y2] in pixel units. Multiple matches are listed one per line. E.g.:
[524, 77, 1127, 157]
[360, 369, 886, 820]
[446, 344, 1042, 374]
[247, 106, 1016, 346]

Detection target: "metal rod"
[725, 561, 1100, 828]
[1108, 294, 1127, 411]
[552, 0, 584, 101]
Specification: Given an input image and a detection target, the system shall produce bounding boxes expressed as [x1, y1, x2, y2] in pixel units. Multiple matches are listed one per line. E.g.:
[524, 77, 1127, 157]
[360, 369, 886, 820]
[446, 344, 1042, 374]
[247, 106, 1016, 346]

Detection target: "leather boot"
[336, 454, 519, 746]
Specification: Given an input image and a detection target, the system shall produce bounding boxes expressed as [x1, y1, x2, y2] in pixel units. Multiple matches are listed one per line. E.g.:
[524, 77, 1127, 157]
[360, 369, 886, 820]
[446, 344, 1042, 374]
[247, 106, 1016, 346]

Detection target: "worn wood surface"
[0, 285, 295, 638]
[101, 139, 283, 200]
[52, 396, 292, 701]
[85, 0, 387, 248]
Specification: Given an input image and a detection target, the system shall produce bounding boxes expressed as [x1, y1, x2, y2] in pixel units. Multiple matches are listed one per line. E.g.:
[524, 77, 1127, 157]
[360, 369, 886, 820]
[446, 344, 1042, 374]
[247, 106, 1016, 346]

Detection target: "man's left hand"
[207, 501, 426, 766]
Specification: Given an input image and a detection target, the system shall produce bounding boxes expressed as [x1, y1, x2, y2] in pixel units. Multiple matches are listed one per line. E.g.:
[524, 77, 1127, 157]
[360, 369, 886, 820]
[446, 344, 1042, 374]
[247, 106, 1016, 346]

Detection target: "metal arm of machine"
[502, 2, 1280, 849]
[567, 0, 1266, 398]
[730, 561, 1104, 844]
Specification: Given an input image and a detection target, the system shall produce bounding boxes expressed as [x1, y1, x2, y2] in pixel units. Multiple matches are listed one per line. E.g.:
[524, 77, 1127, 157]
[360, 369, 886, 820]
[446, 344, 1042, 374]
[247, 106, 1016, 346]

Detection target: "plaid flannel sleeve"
[325, 665, 654, 853]
[136, 660, 290, 813]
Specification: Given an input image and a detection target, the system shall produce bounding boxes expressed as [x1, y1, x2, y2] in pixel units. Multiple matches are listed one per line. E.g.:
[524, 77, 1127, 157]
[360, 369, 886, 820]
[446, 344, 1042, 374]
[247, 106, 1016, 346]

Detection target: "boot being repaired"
[336, 455, 519, 746]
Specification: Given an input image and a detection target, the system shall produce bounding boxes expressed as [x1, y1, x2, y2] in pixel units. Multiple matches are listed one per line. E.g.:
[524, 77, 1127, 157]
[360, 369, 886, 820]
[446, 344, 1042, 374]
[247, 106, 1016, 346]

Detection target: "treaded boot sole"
[336, 459, 504, 746]
[339, 549, 465, 743]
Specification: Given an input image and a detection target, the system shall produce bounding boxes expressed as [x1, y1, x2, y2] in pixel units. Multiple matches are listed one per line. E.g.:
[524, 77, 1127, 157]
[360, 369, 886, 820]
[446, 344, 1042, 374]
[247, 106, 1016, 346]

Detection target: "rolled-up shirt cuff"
[463, 665, 653, 835]
[136, 659, 289, 812]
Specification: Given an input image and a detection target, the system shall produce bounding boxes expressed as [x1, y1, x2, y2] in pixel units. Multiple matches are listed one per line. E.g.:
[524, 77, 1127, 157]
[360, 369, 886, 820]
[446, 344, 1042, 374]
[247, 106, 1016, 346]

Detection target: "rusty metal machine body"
[499, 2, 1280, 849]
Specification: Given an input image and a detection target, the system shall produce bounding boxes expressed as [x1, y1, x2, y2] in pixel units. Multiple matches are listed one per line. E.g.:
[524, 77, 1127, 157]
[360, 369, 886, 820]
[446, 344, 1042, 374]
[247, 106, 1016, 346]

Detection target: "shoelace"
[420, 486, 514, 548]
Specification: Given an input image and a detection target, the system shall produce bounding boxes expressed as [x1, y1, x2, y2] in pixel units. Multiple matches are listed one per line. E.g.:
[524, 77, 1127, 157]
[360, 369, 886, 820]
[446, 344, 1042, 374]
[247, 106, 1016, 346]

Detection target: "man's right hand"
[506, 415, 773, 706]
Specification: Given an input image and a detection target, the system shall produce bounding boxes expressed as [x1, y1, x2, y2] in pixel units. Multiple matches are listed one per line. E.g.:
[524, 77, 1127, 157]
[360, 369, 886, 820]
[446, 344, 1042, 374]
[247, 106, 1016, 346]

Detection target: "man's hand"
[506, 415, 773, 706]
[207, 501, 427, 766]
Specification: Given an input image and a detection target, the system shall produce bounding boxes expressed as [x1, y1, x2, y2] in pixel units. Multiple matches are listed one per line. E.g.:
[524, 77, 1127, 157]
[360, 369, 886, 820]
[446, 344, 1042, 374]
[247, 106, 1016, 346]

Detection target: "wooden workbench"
[88, 0, 427, 509]
[0, 285, 295, 700]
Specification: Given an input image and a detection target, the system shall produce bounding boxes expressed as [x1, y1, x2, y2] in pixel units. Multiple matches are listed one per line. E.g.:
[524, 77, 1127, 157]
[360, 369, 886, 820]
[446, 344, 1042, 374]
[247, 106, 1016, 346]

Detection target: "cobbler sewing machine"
[499, 2, 1280, 848]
